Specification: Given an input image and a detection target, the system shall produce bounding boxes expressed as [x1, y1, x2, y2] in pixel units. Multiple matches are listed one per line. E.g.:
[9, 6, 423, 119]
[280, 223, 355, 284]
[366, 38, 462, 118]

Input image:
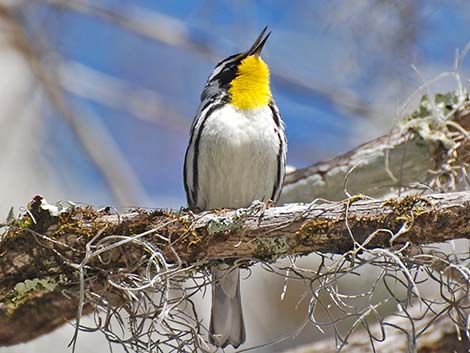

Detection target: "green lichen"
[296, 218, 334, 242]
[48, 219, 92, 239]
[186, 230, 203, 250]
[365, 194, 433, 235]
[382, 194, 433, 216]
[15, 277, 58, 294]
[15, 217, 33, 229]
[4, 275, 66, 314]
[253, 236, 290, 262]
[343, 194, 368, 208]
[296, 195, 434, 250]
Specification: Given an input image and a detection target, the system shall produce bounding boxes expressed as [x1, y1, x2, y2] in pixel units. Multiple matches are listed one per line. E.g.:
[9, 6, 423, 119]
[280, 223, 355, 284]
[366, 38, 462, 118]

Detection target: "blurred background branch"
[44, 0, 379, 119]
[283, 302, 468, 353]
[0, 3, 149, 205]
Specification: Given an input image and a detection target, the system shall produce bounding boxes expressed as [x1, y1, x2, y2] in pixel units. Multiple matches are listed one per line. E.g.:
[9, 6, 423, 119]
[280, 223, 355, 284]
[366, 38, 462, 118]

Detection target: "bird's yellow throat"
[229, 56, 272, 110]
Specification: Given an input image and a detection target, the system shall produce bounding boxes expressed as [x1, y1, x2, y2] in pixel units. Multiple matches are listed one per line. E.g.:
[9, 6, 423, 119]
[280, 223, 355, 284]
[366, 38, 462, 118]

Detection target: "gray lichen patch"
[253, 236, 291, 262]
[399, 92, 464, 149]
[398, 93, 470, 192]
[207, 201, 265, 236]
[207, 214, 244, 236]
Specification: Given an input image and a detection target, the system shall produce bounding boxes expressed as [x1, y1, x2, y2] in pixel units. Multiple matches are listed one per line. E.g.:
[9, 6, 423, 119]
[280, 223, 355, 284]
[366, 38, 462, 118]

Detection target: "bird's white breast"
[197, 104, 279, 209]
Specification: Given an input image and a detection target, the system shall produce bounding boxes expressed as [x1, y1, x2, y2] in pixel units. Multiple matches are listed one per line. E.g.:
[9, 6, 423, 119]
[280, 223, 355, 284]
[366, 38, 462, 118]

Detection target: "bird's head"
[203, 27, 272, 110]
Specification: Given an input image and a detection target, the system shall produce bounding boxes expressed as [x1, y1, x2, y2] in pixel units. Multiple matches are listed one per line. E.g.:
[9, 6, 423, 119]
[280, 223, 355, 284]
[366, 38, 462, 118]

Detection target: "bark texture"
[1, 191, 470, 345]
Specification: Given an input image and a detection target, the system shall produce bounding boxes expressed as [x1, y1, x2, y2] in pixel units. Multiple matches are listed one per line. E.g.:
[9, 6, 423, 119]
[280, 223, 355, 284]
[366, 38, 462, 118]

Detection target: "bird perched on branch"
[183, 26, 287, 348]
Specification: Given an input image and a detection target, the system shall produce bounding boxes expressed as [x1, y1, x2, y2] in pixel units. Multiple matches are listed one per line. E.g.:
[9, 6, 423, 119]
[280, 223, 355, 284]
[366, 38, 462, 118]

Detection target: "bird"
[183, 26, 287, 348]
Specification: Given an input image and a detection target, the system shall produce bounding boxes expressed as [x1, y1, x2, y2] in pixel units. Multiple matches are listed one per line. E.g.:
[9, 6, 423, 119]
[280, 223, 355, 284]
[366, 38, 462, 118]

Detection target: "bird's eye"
[213, 67, 237, 85]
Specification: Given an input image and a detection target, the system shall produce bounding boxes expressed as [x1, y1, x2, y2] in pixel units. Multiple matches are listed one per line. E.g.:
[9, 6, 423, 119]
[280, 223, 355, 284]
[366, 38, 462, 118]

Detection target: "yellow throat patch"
[229, 55, 272, 110]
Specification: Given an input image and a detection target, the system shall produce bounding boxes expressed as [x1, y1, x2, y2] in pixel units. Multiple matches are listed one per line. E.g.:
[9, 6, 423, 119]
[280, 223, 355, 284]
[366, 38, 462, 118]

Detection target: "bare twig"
[0, 4, 149, 205]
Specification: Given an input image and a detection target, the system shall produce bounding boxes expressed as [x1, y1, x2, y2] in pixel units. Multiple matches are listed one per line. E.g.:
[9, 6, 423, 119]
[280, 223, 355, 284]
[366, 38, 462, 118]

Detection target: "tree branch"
[1, 191, 470, 345]
[281, 96, 470, 203]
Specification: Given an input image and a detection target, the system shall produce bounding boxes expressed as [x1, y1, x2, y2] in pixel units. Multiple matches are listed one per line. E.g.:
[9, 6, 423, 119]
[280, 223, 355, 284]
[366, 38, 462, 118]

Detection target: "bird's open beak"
[247, 26, 271, 57]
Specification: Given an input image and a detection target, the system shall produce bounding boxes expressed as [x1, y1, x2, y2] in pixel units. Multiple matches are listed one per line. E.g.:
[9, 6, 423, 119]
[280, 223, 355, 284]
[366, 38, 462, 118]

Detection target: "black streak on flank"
[269, 101, 284, 203]
[191, 101, 227, 208]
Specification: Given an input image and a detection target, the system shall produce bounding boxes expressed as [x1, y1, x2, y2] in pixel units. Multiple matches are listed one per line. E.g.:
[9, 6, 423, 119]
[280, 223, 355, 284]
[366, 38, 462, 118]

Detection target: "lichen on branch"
[1, 190, 470, 348]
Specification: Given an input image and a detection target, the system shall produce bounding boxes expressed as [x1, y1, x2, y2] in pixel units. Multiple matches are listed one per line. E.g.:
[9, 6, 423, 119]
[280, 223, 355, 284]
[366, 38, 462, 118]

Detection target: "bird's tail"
[209, 265, 246, 348]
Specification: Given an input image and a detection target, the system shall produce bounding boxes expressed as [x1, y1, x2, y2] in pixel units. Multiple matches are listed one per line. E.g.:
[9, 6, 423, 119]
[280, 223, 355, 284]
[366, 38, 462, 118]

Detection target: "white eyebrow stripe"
[206, 54, 243, 83]
[206, 64, 225, 83]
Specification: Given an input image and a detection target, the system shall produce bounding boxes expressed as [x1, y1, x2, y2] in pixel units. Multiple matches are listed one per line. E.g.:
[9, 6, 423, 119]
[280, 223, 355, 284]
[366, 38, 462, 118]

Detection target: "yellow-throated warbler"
[183, 26, 287, 348]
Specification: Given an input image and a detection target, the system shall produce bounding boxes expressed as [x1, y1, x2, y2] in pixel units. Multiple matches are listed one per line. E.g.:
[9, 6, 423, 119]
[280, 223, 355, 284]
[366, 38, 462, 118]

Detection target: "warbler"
[183, 26, 287, 348]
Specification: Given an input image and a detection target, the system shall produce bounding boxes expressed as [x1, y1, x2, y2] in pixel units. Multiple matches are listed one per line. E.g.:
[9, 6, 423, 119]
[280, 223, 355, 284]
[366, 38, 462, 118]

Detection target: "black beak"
[247, 26, 271, 57]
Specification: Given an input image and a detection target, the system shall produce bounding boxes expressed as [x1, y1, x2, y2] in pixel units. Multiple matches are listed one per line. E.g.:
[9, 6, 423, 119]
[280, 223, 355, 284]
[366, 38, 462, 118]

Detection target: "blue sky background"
[23, 1, 470, 208]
